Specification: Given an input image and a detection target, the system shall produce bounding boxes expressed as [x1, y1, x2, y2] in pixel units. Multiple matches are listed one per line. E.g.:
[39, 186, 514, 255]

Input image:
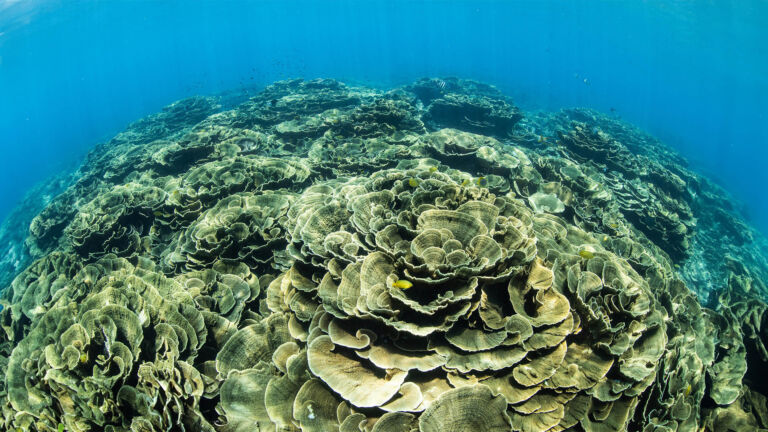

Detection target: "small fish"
[583, 78, 590, 86]
[393, 280, 413, 289]
[476, 176, 487, 186]
[537, 135, 548, 143]
[579, 249, 595, 259]
[437, 79, 446, 90]
[58, 423, 65, 432]
[609, 223, 618, 229]
[408, 178, 419, 187]
[153, 211, 163, 217]
[684, 384, 692, 396]
[80, 353, 88, 364]
[429, 166, 438, 173]
[461, 179, 470, 187]
[602, 235, 609, 242]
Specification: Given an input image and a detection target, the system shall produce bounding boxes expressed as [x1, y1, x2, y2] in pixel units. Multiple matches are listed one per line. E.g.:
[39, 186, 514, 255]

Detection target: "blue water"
[1, 0, 767, 233]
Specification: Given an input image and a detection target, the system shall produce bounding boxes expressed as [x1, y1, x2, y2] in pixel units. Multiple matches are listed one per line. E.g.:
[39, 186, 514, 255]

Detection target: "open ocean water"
[0, 1, 767, 431]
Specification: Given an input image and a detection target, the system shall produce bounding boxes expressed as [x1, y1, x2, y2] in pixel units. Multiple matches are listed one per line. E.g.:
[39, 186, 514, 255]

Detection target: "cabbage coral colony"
[0, 78, 767, 431]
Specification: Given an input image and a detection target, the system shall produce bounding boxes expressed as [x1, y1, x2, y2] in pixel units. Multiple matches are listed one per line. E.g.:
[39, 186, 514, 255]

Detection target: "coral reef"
[1, 77, 767, 431]
[0, 168, 76, 289]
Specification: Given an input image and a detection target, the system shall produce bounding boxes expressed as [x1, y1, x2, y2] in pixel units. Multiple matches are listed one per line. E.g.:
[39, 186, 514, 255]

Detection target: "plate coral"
[1, 78, 768, 431]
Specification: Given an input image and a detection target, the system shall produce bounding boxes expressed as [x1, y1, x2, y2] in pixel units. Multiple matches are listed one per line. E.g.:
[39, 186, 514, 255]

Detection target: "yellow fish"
[602, 235, 609, 242]
[476, 176, 487, 186]
[429, 166, 438, 173]
[153, 211, 163, 217]
[579, 249, 595, 259]
[392, 280, 413, 289]
[408, 178, 419, 187]
[461, 179, 470, 187]
[684, 384, 692, 396]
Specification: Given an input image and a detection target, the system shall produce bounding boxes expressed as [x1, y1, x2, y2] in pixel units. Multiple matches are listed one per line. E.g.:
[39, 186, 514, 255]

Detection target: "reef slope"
[1, 78, 767, 431]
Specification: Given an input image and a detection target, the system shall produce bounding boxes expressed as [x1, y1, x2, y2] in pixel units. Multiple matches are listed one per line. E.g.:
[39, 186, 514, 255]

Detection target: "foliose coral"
[1, 77, 767, 432]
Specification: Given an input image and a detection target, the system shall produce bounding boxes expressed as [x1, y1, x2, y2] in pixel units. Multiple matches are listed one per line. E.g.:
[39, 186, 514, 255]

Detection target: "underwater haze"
[2, 1, 767, 231]
[2, 1, 768, 431]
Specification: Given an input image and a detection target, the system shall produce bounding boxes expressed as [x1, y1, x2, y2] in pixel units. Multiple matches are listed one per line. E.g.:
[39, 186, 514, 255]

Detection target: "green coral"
[0, 78, 766, 431]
